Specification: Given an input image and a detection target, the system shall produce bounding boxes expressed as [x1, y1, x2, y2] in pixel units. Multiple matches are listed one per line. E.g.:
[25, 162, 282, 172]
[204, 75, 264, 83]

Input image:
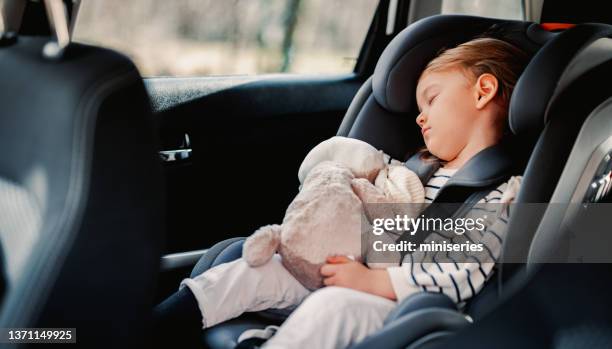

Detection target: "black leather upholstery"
[191, 237, 246, 278]
[383, 292, 457, 325]
[509, 24, 612, 136]
[203, 312, 284, 349]
[350, 308, 471, 349]
[430, 264, 612, 349]
[502, 24, 612, 268]
[0, 37, 164, 347]
[526, 50, 612, 264]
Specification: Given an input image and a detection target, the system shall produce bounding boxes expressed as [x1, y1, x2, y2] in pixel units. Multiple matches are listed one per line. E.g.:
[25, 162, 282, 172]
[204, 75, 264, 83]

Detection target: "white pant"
[179, 254, 398, 349]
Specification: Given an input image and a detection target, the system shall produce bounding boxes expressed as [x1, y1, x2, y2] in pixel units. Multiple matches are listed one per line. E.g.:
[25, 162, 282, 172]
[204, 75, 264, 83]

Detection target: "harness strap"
[397, 151, 510, 265]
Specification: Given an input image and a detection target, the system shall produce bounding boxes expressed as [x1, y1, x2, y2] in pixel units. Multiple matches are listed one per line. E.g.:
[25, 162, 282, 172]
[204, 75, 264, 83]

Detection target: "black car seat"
[421, 24, 612, 349]
[352, 21, 612, 349]
[503, 22, 612, 263]
[418, 24, 612, 348]
[177, 14, 563, 349]
[0, 2, 165, 347]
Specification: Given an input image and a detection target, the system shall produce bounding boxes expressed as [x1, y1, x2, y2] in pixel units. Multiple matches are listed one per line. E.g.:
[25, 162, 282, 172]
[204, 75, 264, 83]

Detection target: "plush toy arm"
[351, 177, 388, 203]
[243, 224, 282, 267]
[351, 177, 399, 226]
[373, 165, 427, 221]
[376, 165, 425, 203]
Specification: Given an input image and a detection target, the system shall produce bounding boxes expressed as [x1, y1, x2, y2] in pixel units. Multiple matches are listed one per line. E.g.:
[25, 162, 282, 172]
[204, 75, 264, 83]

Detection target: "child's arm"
[385, 177, 522, 303]
[320, 256, 397, 301]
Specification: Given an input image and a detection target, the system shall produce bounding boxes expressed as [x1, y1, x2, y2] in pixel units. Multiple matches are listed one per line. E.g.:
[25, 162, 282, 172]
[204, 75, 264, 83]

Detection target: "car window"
[73, 0, 378, 77]
[441, 0, 524, 20]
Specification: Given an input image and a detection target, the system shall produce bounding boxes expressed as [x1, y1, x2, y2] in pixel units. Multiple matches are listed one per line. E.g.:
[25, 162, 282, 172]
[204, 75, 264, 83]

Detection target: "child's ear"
[474, 73, 499, 110]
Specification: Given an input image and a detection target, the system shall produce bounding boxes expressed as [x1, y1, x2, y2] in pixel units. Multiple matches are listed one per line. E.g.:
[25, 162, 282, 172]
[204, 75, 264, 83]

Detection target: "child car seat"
[182, 15, 605, 349]
[352, 21, 612, 349]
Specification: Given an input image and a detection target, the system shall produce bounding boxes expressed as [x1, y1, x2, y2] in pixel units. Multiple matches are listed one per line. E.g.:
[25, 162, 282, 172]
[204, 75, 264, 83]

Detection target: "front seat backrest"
[0, 33, 164, 347]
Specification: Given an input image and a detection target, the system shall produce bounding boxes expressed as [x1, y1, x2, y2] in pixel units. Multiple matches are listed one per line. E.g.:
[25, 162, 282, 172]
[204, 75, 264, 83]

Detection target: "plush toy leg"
[243, 224, 282, 267]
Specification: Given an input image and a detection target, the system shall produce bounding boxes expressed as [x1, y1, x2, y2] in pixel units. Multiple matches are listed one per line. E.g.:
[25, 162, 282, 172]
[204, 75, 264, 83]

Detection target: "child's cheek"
[423, 136, 440, 157]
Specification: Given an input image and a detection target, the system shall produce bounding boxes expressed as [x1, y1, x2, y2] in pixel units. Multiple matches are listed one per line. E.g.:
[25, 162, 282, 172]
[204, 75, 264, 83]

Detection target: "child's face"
[415, 67, 493, 162]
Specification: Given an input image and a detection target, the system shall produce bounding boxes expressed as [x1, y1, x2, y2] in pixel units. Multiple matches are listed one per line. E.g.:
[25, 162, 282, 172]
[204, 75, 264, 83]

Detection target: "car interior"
[1, 0, 611, 348]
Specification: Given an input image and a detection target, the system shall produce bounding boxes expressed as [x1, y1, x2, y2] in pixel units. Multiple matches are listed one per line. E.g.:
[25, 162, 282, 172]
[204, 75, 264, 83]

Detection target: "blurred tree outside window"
[441, 0, 523, 20]
[73, 0, 378, 77]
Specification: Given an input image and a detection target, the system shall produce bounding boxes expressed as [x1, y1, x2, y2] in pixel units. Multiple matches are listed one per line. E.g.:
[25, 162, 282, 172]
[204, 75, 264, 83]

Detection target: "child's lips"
[421, 127, 431, 135]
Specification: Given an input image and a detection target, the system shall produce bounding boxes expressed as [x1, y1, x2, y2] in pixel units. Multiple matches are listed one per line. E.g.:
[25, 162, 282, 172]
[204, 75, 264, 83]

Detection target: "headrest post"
[386, 0, 399, 35]
[0, 0, 26, 46]
[69, 0, 81, 38]
[42, 0, 71, 60]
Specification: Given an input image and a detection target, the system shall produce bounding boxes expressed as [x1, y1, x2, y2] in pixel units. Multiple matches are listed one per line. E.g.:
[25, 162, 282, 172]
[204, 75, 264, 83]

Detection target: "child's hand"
[320, 255, 370, 290]
[320, 255, 397, 300]
[325, 255, 356, 264]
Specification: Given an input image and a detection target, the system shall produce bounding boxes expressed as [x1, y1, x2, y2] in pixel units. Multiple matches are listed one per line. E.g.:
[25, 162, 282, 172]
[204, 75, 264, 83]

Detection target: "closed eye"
[428, 94, 438, 104]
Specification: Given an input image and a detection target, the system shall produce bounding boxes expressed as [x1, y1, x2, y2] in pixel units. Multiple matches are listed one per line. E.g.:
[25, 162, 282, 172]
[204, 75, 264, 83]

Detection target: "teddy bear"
[242, 136, 425, 290]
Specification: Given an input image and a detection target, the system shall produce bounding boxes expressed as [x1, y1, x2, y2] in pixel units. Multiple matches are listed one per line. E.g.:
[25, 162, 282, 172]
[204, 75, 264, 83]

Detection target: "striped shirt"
[384, 162, 522, 305]
[424, 167, 457, 203]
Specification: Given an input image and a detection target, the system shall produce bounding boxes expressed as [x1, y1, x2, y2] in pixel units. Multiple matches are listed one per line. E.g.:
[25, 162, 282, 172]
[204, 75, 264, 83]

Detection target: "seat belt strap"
[396, 184, 501, 266]
[404, 152, 441, 186]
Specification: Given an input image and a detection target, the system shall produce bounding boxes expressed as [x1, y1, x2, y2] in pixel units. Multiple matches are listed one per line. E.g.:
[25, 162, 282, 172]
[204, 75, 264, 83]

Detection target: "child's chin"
[425, 143, 446, 160]
[427, 149, 449, 162]
[425, 145, 439, 157]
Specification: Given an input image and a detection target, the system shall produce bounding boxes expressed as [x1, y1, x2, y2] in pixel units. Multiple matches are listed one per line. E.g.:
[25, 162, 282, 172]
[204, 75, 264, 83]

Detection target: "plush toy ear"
[297, 137, 336, 184]
[243, 224, 282, 267]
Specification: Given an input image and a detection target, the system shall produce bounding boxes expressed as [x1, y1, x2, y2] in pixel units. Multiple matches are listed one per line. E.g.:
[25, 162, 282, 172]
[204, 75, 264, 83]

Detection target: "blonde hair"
[413, 37, 529, 162]
[422, 37, 529, 119]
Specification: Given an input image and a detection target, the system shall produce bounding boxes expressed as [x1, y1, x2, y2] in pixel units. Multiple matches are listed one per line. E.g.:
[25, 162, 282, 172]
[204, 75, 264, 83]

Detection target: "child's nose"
[416, 112, 425, 127]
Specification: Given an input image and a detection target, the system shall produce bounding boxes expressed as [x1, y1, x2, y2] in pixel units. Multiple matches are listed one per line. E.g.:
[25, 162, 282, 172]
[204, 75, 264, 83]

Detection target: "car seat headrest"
[509, 23, 612, 135]
[372, 15, 543, 114]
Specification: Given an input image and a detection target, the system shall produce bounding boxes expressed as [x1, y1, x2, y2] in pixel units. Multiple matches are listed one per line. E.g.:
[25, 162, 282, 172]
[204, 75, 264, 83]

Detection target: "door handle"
[159, 133, 192, 162]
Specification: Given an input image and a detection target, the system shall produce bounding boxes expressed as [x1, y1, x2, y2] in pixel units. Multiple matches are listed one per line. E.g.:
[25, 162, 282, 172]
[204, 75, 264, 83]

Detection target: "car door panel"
[145, 74, 363, 253]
